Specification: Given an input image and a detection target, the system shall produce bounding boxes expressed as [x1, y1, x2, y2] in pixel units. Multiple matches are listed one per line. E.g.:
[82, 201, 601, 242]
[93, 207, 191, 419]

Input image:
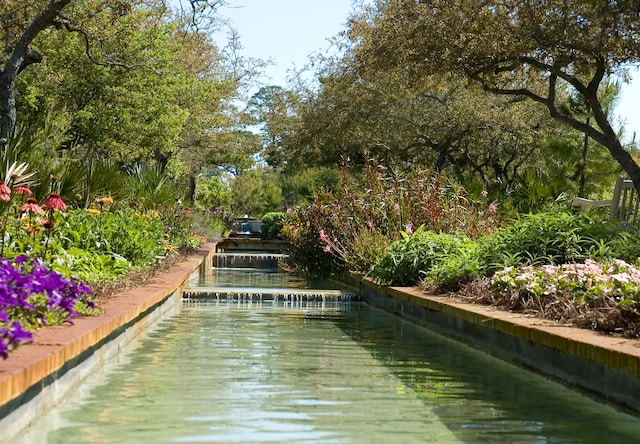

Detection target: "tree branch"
[53, 17, 142, 70]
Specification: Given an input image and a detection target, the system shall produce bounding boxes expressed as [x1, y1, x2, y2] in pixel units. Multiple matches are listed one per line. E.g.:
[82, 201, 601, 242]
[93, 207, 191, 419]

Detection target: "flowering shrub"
[283, 159, 500, 276]
[492, 259, 640, 307]
[0, 256, 96, 358]
[281, 204, 347, 278]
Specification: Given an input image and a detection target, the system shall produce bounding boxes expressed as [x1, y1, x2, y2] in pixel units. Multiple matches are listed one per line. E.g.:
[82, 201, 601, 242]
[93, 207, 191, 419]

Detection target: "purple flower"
[0, 257, 92, 359]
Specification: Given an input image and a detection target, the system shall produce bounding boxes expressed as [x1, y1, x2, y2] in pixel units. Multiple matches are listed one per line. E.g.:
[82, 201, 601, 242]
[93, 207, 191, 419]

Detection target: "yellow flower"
[95, 196, 114, 204]
[88, 208, 101, 216]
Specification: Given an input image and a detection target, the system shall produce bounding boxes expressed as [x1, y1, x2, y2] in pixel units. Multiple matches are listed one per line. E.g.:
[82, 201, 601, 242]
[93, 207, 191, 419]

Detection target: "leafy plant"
[261, 211, 289, 240]
[477, 212, 633, 272]
[370, 226, 473, 286]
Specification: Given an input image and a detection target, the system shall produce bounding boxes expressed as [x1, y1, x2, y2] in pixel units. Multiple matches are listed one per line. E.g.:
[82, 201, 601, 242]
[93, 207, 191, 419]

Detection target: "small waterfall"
[185, 239, 359, 303]
[213, 253, 291, 269]
[182, 288, 359, 302]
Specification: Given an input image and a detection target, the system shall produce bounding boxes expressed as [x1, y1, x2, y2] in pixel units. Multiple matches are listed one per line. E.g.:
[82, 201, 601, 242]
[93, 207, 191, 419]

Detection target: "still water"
[16, 300, 640, 443]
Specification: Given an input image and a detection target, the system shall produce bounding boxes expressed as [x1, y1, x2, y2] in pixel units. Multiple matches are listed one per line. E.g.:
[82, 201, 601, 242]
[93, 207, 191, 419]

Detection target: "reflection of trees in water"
[335, 306, 640, 442]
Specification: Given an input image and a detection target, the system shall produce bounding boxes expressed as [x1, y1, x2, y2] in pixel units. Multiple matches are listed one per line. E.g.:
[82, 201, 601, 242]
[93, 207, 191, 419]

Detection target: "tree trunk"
[0, 72, 17, 153]
[578, 117, 589, 197]
[188, 174, 197, 203]
[588, 99, 640, 195]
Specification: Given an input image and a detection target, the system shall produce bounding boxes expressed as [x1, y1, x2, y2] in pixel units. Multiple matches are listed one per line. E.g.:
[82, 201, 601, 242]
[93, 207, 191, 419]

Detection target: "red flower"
[39, 219, 55, 230]
[21, 197, 43, 214]
[42, 192, 67, 211]
[0, 181, 10, 202]
[14, 186, 32, 196]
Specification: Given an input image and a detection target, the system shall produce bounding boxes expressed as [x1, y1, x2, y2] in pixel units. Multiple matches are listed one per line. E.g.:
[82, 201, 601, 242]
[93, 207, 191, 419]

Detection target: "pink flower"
[14, 186, 32, 196]
[404, 222, 414, 235]
[286, 207, 293, 214]
[42, 192, 67, 211]
[366, 220, 374, 228]
[481, 190, 488, 198]
[0, 181, 10, 202]
[319, 229, 329, 243]
[393, 203, 401, 216]
[20, 197, 43, 214]
[488, 202, 498, 214]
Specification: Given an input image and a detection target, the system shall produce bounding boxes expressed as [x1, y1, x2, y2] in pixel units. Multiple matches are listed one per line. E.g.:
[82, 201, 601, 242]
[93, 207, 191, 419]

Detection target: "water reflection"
[16, 301, 640, 443]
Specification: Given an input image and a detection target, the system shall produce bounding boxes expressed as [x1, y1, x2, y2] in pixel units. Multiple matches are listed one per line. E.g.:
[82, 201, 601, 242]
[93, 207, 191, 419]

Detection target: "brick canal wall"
[353, 276, 640, 414]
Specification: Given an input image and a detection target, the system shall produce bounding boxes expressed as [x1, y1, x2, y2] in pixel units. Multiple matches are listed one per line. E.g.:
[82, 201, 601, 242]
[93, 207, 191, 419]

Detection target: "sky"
[216, 0, 640, 141]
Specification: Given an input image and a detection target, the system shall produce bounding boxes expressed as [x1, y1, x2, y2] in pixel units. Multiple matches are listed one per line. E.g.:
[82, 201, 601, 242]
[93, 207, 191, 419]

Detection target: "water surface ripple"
[17, 301, 640, 443]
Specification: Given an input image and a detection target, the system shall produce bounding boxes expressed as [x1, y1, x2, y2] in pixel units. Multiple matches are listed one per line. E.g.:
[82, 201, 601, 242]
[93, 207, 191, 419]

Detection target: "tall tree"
[350, 0, 640, 190]
[284, 52, 557, 189]
[0, 0, 225, 154]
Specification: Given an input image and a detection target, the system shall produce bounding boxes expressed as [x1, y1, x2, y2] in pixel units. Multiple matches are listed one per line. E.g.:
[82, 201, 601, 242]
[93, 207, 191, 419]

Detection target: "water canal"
[14, 250, 640, 443]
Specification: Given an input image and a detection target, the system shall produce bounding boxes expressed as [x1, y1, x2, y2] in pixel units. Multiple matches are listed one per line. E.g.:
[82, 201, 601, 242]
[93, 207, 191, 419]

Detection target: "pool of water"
[190, 268, 353, 291]
[16, 300, 640, 443]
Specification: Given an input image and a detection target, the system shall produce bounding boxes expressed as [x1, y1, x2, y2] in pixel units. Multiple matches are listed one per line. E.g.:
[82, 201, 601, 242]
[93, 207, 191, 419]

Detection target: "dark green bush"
[369, 226, 473, 286]
[261, 212, 289, 240]
[476, 211, 633, 271]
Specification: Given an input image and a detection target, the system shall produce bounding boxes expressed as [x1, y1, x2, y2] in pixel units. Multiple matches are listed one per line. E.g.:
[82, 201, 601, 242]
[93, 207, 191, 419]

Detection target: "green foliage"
[281, 205, 347, 279]
[477, 212, 631, 272]
[261, 212, 289, 240]
[343, 227, 393, 274]
[280, 166, 341, 205]
[58, 209, 165, 267]
[230, 168, 283, 217]
[370, 226, 473, 286]
[347, 0, 639, 190]
[195, 175, 232, 212]
[124, 163, 182, 210]
[424, 243, 484, 290]
[51, 248, 132, 283]
[282, 159, 499, 277]
[369, 210, 640, 290]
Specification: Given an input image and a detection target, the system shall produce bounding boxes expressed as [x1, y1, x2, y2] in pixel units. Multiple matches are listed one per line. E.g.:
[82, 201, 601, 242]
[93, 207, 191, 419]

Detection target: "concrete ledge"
[0, 244, 215, 438]
[355, 276, 640, 414]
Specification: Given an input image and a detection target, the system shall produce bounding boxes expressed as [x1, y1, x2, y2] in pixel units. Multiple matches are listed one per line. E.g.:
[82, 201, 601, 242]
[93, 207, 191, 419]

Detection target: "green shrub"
[281, 206, 346, 278]
[477, 212, 632, 272]
[344, 227, 393, 273]
[424, 242, 484, 289]
[370, 226, 473, 286]
[59, 209, 165, 268]
[261, 212, 289, 240]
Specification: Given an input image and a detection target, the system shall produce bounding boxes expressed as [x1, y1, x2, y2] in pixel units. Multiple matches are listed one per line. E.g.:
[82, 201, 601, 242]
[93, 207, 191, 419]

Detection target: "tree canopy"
[0, 0, 227, 154]
[347, 0, 640, 189]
